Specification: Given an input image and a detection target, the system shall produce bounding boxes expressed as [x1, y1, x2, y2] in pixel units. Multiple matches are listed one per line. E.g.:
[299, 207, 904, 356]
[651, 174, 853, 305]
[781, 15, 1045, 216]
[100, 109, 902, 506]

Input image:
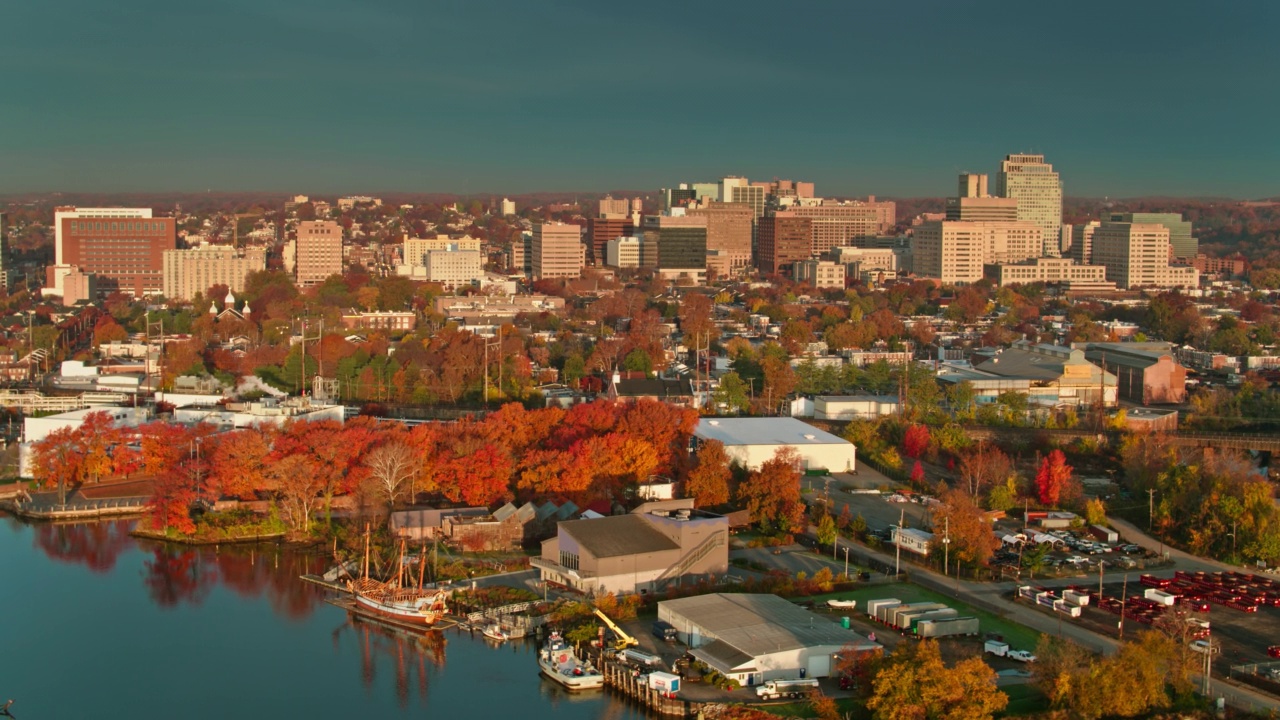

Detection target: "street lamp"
[843, 546, 850, 581]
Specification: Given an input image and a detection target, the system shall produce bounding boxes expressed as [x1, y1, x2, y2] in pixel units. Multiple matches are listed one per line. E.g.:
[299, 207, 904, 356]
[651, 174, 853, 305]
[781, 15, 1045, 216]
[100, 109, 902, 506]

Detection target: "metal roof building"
[658, 593, 879, 684]
[693, 417, 856, 472]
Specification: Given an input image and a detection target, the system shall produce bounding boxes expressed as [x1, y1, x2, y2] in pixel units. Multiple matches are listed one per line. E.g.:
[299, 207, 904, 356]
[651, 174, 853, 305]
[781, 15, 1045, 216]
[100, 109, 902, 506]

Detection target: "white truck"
[1008, 650, 1038, 663]
[756, 678, 820, 699]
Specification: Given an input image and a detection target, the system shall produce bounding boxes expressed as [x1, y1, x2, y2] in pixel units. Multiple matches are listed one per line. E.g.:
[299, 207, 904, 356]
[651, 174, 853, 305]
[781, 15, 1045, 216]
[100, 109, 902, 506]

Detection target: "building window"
[559, 551, 579, 571]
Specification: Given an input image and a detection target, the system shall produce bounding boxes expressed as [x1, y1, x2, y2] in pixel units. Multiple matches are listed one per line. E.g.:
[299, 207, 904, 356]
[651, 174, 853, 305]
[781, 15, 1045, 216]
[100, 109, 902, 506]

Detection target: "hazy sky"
[2, 0, 1276, 197]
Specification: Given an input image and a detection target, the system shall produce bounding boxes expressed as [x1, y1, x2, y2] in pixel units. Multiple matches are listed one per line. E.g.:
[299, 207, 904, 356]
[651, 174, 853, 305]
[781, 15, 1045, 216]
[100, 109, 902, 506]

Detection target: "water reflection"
[339, 613, 447, 708]
[33, 520, 133, 573]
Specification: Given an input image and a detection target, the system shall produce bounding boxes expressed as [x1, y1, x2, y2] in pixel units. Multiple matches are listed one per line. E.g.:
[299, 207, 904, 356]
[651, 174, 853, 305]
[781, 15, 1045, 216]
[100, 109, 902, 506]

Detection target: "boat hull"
[538, 657, 605, 690]
[354, 593, 446, 626]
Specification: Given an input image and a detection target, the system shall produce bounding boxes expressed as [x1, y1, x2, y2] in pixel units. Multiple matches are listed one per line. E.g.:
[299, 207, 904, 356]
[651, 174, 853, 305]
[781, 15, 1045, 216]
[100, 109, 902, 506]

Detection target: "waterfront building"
[996, 153, 1063, 257]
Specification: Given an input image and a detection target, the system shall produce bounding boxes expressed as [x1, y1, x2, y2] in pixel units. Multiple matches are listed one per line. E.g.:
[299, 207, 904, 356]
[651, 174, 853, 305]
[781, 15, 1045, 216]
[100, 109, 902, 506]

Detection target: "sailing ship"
[538, 630, 604, 690]
[348, 529, 450, 627]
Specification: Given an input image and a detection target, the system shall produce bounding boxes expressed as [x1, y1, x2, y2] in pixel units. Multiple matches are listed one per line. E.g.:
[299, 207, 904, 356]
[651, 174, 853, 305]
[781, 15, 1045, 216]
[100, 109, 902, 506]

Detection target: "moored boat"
[538, 631, 604, 690]
[482, 623, 512, 642]
[827, 599, 857, 609]
[348, 530, 450, 627]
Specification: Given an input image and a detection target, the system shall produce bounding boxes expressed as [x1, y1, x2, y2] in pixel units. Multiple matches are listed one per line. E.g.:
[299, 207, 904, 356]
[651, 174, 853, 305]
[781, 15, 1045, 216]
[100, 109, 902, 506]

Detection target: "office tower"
[531, 222, 583, 280]
[295, 220, 344, 287]
[605, 236, 642, 268]
[691, 183, 721, 203]
[996, 153, 1063, 257]
[958, 173, 989, 198]
[643, 215, 708, 273]
[586, 217, 631, 266]
[661, 186, 697, 212]
[913, 221, 1042, 284]
[1091, 222, 1199, 289]
[500, 198, 516, 216]
[598, 196, 630, 218]
[163, 245, 268, 301]
[1067, 221, 1102, 264]
[756, 213, 813, 276]
[685, 202, 753, 274]
[55, 207, 174, 297]
[784, 198, 896, 254]
[724, 179, 765, 219]
[1104, 212, 1198, 259]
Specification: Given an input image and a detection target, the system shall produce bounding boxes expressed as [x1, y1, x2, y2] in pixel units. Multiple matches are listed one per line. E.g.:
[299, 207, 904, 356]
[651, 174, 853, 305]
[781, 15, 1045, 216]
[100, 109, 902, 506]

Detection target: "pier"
[593, 649, 702, 718]
[0, 494, 148, 520]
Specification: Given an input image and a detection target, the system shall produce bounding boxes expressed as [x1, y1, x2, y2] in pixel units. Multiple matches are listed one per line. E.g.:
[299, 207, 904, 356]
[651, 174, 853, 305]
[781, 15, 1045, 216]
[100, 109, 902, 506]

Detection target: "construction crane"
[592, 608, 638, 650]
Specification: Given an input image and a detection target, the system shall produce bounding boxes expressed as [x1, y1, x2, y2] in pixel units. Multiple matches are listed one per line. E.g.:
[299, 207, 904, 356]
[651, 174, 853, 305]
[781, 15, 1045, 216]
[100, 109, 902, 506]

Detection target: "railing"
[653, 530, 726, 588]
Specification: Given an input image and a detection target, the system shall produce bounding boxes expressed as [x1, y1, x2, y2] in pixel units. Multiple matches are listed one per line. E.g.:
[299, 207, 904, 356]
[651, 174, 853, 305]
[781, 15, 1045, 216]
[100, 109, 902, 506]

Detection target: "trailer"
[1089, 525, 1119, 543]
[984, 640, 1010, 657]
[1144, 588, 1177, 606]
[1052, 599, 1082, 617]
[866, 598, 901, 620]
[1062, 589, 1091, 607]
[895, 606, 950, 631]
[886, 602, 946, 629]
[916, 616, 979, 638]
[909, 608, 959, 631]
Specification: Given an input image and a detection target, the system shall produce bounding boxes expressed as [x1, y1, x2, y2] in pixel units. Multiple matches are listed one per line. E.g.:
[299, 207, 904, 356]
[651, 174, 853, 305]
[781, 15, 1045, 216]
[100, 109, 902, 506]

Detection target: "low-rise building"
[984, 257, 1115, 292]
[340, 310, 416, 333]
[1079, 342, 1188, 405]
[693, 417, 856, 472]
[658, 593, 879, 685]
[793, 259, 846, 289]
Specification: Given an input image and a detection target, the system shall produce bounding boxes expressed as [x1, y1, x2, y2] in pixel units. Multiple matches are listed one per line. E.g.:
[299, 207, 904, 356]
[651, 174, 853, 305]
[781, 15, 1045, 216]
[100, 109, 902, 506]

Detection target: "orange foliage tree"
[1036, 450, 1073, 507]
[739, 447, 805, 533]
[684, 439, 732, 507]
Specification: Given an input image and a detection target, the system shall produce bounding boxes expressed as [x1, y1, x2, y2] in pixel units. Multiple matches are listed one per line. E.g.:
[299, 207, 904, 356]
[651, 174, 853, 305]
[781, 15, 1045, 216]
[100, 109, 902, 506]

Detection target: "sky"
[2, 0, 1277, 198]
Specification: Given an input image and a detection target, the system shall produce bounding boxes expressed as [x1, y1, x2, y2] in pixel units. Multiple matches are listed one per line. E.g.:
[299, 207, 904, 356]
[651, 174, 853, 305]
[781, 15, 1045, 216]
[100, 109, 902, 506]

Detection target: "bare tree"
[958, 443, 1013, 498]
[365, 442, 417, 510]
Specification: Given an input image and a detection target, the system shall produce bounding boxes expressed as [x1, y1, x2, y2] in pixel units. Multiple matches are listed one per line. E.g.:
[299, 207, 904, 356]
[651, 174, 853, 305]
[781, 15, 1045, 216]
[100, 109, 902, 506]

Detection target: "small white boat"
[538, 631, 604, 690]
[827, 599, 858, 609]
[482, 623, 511, 642]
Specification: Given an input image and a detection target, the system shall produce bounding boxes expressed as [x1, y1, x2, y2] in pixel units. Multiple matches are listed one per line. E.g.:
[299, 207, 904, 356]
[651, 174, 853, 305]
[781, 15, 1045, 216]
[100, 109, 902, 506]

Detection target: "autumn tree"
[867, 639, 1007, 720]
[205, 427, 274, 500]
[932, 488, 999, 573]
[1035, 450, 1073, 507]
[957, 443, 1013, 499]
[738, 447, 805, 534]
[684, 439, 731, 507]
[271, 454, 324, 534]
[364, 441, 418, 510]
[902, 424, 930, 459]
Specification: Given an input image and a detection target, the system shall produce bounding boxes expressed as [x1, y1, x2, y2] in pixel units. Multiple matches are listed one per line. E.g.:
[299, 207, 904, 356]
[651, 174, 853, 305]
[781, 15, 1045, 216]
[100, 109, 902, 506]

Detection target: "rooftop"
[662, 593, 873, 659]
[694, 418, 850, 447]
[560, 514, 680, 558]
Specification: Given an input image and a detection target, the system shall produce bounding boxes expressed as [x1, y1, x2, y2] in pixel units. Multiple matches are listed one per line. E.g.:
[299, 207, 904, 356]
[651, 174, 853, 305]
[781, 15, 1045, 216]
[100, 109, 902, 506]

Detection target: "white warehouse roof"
[694, 417, 848, 447]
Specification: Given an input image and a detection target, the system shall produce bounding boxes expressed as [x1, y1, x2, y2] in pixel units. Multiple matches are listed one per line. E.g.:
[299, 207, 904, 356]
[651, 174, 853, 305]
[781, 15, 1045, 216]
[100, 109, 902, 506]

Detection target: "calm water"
[0, 515, 644, 720]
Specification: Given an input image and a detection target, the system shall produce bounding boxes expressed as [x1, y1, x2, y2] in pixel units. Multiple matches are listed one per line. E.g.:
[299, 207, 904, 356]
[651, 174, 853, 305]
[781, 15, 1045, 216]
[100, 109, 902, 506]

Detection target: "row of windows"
[68, 221, 167, 232]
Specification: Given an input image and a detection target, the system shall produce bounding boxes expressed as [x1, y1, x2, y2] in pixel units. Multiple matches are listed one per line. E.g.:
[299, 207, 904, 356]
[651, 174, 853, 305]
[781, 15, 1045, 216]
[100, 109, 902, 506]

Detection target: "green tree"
[713, 371, 752, 415]
[816, 512, 838, 547]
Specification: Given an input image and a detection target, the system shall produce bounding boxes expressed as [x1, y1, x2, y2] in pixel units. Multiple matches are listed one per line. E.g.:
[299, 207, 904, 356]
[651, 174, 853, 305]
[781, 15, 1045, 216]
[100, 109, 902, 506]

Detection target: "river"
[0, 515, 645, 719]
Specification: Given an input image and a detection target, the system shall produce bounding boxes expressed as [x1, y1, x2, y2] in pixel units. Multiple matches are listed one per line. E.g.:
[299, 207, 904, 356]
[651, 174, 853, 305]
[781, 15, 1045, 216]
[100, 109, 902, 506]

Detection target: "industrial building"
[693, 417, 857, 472]
[658, 593, 880, 685]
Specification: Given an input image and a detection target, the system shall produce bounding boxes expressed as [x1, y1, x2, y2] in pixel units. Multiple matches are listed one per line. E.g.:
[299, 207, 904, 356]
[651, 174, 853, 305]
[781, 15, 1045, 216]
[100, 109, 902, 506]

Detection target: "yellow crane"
[592, 608, 638, 650]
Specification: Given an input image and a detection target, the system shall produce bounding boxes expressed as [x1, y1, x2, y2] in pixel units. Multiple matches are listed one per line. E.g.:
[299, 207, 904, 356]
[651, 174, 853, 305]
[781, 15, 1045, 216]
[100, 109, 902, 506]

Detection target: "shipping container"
[917, 616, 980, 638]
[866, 599, 900, 620]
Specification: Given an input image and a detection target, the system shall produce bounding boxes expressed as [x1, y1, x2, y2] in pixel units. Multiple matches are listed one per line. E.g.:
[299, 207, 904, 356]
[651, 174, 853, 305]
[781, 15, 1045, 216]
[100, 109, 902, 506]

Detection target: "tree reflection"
[142, 544, 215, 607]
[33, 520, 132, 573]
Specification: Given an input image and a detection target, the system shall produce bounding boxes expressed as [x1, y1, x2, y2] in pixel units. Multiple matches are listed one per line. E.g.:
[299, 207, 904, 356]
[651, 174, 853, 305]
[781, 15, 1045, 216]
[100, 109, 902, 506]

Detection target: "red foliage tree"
[1035, 450, 1073, 507]
[738, 447, 805, 533]
[910, 460, 925, 487]
[206, 427, 275, 500]
[902, 424, 931, 459]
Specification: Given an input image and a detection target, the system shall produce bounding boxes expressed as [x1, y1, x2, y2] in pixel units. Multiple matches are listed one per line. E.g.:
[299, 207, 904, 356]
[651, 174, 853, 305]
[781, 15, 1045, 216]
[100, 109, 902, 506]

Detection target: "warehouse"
[658, 593, 880, 685]
[692, 418, 857, 472]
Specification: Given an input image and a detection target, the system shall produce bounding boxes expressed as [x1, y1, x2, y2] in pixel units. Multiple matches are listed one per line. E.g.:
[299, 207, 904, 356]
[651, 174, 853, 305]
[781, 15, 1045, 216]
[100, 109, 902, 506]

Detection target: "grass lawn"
[813, 583, 1043, 650]
[1000, 683, 1050, 716]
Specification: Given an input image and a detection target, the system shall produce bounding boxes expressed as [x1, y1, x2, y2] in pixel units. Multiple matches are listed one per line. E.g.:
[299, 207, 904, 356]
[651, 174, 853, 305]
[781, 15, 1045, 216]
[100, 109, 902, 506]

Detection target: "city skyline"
[2, 1, 1276, 198]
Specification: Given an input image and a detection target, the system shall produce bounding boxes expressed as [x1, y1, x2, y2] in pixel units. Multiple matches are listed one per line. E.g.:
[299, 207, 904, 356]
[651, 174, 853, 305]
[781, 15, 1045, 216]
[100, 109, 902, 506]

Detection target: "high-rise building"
[724, 180, 765, 219]
[1066, 221, 1102, 264]
[685, 202, 753, 274]
[586, 217, 631, 266]
[162, 244, 267, 302]
[403, 236, 482, 266]
[783, 198, 896, 254]
[913, 221, 1042, 284]
[958, 173, 989, 198]
[55, 207, 174, 296]
[1104, 212, 1198, 259]
[295, 220, 344, 287]
[500, 198, 517, 216]
[660, 186, 697, 212]
[643, 215, 707, 272]
[598, 196, 630, 218]
[605, 236, 642, 268]
[756, 213, 813, 276]
[1091, 222, 1199, 289]
[996, 154, 1063, 257]
[531, 223, 582, 280]
[423, 246, 483, 289]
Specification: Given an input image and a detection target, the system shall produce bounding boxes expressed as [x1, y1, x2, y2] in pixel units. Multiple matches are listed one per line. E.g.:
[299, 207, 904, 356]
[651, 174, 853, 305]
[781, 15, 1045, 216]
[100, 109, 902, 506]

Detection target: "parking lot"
[989, 527, 1162, 580]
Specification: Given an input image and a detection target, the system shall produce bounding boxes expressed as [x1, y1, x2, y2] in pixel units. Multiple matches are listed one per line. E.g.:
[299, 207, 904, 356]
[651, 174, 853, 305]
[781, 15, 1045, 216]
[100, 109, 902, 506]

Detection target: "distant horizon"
[2, 1, 1275, 199]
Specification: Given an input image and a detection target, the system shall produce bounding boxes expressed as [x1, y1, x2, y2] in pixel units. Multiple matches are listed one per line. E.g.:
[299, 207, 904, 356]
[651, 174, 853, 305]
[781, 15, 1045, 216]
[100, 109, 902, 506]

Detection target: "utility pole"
[943, 515, 951, 583]
[1119, 573, 1129, 640]
[843, 546, 849, 581]
[1148, 488, 1156, 530]
[894, 507, 904, 577]
[1099, 560, 1105, 600]
[298, 318, 322, 399]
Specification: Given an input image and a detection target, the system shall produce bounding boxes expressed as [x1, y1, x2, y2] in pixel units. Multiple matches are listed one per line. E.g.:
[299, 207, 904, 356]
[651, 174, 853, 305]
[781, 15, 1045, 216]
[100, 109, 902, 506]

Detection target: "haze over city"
[2, 0, 1277, 197]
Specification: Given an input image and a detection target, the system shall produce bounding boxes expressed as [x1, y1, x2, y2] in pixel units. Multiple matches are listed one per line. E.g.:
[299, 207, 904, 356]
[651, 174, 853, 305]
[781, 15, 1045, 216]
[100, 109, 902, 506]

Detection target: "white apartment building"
[423, 247, 482, 289]
[983, 256, 1115, 292]
[606, 236, 641, 268]
[162, 244, 268, 301]
[913, 220, 1042, 284]
[996, 154, 1063, 257]
[403, 236, 482, 266]
[1091, 222, 1199, 289]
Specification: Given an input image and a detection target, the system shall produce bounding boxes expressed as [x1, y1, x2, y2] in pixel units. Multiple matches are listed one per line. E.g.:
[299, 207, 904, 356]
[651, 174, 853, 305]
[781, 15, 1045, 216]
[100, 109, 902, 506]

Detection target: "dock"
[0, 495, 148, 520]
[596, 653, 700, 717]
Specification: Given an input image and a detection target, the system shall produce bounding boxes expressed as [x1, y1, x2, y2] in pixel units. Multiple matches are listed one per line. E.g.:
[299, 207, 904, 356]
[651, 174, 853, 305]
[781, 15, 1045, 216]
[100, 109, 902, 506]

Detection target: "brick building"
[56, 208, 174, 296]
